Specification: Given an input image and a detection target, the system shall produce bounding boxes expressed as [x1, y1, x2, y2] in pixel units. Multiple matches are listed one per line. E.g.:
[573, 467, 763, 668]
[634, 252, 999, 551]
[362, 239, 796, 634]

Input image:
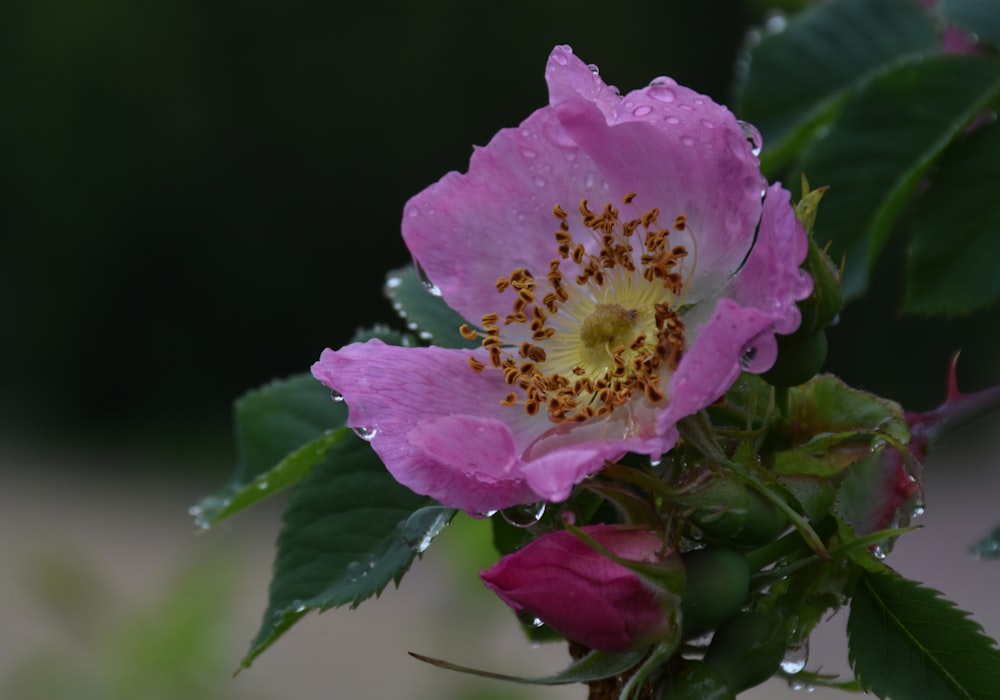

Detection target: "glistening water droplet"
[353, 426, 378, 441]
[738, 120, 763, 157]
[501, 501, 547, 528]
[413, 257, 442, 297]
[780, 639, 809, 674]
[346, 560, 368, 582]
[517, 610, 545, 628]
[402, 506, 453, 554]
[740, 345, 758, 369]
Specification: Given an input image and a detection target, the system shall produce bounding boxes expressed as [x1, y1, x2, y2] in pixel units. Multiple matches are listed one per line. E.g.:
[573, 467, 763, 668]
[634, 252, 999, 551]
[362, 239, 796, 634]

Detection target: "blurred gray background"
[3, 0, 999, 698]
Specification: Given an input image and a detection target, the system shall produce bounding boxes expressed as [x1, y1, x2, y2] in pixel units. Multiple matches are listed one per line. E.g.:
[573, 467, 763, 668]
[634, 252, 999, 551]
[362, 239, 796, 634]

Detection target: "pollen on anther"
[468, 357, 485, 373]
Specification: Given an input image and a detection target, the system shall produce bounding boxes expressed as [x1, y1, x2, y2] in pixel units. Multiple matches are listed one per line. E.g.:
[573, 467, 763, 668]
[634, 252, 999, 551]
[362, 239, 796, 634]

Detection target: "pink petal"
[725, 183, 812, 336]
[312, 341, 538, 512]
[546, 46, 766, 296]
[401, 107, 611, 326]
[658, 299, 780, 435]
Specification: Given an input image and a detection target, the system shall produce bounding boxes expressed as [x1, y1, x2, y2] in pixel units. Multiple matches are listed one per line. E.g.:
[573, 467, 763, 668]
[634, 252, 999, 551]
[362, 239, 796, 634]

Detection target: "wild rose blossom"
[480, 525, 676, 653]
[312, 45, 811, 513]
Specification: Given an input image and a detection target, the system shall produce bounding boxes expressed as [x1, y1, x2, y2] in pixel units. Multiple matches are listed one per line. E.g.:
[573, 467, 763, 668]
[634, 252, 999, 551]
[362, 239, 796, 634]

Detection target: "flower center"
[461, 193, 693, 424]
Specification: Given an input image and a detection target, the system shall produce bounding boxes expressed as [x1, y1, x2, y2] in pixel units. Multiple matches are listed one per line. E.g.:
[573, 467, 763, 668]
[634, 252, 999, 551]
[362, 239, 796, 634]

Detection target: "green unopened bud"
[703, 611, 785, 692]
[676, 467, 788, 547]
[796, 174, 842, 333]
[761, 328, 828, 388]
[656, 661, 736, 700]
[680, 546, 750, 636]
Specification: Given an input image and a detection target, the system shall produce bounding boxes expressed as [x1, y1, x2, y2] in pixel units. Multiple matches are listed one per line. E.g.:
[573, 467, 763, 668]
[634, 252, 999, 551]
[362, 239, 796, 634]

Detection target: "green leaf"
[775, 375, 908, 476]
[735, 0, 937, 175]
[194, 429, 350, 529]
[905, 121, 1000, 314]
[241, 436, 449, 669]
[800, 55, 1000, 298]
[942, 0, 1000, 47]
[848, 569, 1000, 699]
[384, 265, 479, 349]
[192, 374, 345, 528]
[408, 648, 646, 686]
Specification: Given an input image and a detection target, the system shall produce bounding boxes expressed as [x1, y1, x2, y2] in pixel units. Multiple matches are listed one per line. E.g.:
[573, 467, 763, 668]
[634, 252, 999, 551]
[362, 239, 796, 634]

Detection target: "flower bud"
[480, 525, 681, 653]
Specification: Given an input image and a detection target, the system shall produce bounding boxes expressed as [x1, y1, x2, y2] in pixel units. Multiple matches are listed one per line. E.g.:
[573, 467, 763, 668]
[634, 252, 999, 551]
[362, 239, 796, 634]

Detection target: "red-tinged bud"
[480, 525, 681, 653]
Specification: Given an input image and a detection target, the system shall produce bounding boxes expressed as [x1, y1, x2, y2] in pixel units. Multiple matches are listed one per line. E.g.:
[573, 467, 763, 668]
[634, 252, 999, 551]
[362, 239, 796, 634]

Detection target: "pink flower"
[312, 45, 811, 513]
[480, 525, 676, 653]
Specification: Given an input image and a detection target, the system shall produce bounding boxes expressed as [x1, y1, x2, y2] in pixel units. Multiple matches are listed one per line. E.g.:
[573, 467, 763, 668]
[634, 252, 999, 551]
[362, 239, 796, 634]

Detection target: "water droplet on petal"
[781, 639, 809, 674]
[740, 345, 758, 369]
[649, 84, 676, 102]
[501, 501, 547, 528]
[633, 104, 653, 117]
[533, 175, 546, 188]
[521, 148, 537, 159]
[353, 426, 378, 441]
[551, 51, 568, 66]
[738, 120, 763, 157]
[666, 116, 680, 125]
[681, 136, 695, 147]
[587, 63, 600, 75]
[331, 390, 345, 402]
[413, 257, 442, 297]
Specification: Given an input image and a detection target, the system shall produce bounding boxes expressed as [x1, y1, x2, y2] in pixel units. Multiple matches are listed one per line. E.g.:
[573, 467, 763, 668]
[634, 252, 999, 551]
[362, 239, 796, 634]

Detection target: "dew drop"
[780, 639, 809, 674]
[402, 507, 452, 553]
[738, 120, 763, 157]
[353, 426, 378, 441]
[346, 560, 368, 582]
[872, 543, 888, 560]
[665, 116, 680, 125]
[700, 118, 716, 130]
[517, 609, 545, 628]
[633, 104, 653, 117]
[256, 480, 269, 490]
[740, 345, 758, 369]
[413, 258, 442, 297]
[681, 136, 695, 147]
[533, 175, 547, 188]
[292, 600, 308, 613]
[521, 148, 537, 159]
[587, 63, 600, 75]
[331, 390, 345, 402]
[501, 501, 547, 528]
[649, 84, 676, 102]
[551, 51, 568, 66]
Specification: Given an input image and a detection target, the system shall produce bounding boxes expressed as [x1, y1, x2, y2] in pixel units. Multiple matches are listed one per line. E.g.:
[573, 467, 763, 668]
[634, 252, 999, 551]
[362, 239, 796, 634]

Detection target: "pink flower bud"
[480, 525, 677, 653]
